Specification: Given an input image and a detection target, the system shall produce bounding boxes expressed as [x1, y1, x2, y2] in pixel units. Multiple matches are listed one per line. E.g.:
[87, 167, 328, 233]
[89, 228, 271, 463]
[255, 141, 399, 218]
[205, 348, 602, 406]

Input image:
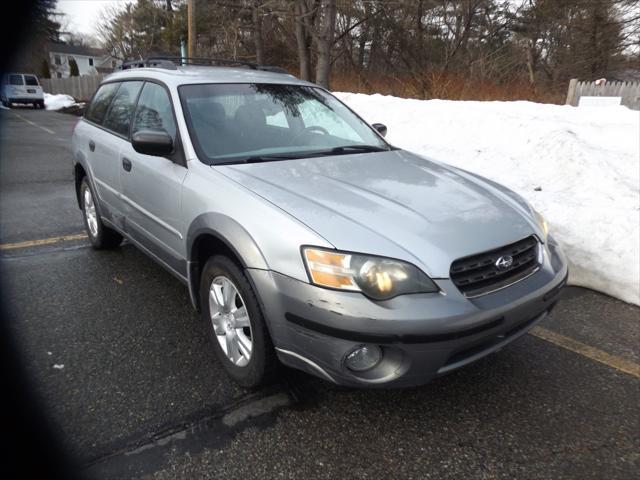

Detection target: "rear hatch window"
[24, 75, 39, 86]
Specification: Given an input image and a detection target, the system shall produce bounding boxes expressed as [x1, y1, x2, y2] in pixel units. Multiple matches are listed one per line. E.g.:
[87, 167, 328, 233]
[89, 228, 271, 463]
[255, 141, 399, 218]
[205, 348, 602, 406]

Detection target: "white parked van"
[1, 73, 45, 109]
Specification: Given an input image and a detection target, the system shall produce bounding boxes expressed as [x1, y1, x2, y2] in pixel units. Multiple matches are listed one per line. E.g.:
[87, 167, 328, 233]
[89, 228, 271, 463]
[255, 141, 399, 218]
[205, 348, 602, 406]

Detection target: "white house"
[48, 43, 120, 78]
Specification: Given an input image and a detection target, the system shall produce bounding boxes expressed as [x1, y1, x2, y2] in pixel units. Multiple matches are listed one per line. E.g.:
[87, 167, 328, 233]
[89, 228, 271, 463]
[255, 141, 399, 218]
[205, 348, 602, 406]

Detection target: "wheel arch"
[73, 150, 91, 209]
[74, 162, 86, 209]
[187, 213, 269, 311]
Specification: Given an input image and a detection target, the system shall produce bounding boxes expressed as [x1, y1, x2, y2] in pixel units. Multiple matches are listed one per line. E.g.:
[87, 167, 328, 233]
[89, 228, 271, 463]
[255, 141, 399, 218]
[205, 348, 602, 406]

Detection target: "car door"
[23, 75, 43, 102]
[83, 82, 127, 226]
[120, 81, 188, 276]
[101, 80, 145, 227]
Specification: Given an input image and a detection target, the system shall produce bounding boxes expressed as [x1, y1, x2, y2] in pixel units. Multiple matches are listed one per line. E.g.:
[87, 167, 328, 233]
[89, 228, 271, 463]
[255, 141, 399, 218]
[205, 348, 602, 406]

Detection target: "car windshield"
[179, 83, 389, 164]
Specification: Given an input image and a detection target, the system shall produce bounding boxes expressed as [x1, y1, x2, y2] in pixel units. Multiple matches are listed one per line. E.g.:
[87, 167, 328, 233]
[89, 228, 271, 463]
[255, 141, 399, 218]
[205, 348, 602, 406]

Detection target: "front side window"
[179, 83, 388, 164]
[132, 82, 176, 141]
[9, 75, 24, 86]
[103, 81, 143, 136]
[84, 83, 120, 125]
[24, 75, 39, 86]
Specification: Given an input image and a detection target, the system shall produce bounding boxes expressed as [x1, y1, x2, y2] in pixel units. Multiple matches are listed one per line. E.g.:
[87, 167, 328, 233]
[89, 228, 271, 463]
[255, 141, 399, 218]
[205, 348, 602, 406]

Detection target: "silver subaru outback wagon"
[71, 58, 568, 388]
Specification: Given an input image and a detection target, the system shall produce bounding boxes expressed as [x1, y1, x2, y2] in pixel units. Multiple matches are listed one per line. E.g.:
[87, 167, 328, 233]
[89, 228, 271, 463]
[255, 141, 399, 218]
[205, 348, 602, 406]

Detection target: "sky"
[56, 0, 134, 36]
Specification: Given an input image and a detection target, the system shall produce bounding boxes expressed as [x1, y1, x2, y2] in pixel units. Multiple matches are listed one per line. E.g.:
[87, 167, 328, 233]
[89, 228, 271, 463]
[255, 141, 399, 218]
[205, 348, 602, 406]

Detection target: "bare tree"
[94, 0, 637, 99]
[293, 0, 317, 80]
[314, 0, 337, 87]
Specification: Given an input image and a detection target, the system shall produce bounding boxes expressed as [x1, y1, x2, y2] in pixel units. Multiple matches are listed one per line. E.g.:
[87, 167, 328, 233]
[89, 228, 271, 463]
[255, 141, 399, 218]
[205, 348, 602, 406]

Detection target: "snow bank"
[44, 93, 76, 111]
[335, 92, 640, 305]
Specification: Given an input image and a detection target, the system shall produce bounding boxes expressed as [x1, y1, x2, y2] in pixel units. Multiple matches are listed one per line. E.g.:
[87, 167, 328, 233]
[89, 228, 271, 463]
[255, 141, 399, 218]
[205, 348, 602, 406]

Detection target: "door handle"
[122, 157, 132, 172]
[89, 140, 95, 152]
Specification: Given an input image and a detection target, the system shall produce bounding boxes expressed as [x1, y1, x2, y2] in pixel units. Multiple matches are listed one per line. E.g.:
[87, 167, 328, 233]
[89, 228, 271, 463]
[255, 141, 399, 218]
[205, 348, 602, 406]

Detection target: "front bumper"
[249, 240, 568, 387]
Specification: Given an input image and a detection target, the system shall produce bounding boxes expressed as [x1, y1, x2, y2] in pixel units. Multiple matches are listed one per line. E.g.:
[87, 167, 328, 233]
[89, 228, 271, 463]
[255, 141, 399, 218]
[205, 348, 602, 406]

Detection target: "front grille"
[450, 236, 540, 297]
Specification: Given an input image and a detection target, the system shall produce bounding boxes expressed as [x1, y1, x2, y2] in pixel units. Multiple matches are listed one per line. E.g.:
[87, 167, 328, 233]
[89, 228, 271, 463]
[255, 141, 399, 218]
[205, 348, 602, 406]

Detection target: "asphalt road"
[1, 107, 638, 479]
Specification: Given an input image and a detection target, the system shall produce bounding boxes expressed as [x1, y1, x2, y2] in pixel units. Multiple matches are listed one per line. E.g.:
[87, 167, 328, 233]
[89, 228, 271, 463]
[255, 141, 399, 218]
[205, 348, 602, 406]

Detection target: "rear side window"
[132, 82, 176, 141]
[9, 75, 23, 85]
[24, 76, 39, 86]
[85, 83, 120, 125]
[103, 81, 143, 136]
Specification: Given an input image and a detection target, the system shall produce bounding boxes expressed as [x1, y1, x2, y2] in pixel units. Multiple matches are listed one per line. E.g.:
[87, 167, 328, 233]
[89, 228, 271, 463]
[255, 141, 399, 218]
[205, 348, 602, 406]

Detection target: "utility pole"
[180, 37, 187, 66]
[187, 0, 196, 57]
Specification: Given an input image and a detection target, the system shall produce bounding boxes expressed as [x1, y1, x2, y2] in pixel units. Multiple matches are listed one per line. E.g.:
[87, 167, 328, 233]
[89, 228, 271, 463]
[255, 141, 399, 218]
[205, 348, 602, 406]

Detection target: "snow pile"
[335, 92, 640, 305]
[44, 93, 76, 111]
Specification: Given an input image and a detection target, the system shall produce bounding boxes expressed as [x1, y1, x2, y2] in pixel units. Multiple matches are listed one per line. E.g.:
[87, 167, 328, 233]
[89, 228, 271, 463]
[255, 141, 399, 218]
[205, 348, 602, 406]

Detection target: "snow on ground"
[44, 93, 76, 111]
[335, 92, 640, 305]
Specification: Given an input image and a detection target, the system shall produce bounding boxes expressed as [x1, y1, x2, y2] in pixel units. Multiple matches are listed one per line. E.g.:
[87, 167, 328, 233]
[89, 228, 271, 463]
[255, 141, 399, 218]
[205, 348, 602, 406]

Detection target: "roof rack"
[118, 56, 289, 74]
[120, 58, 178, 70]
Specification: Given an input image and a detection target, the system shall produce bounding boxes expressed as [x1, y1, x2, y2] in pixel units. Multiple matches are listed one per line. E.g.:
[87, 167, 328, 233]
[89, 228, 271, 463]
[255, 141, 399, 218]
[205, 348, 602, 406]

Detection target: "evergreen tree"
[41, 59, 51, 79]
[69, 58, 80, 77]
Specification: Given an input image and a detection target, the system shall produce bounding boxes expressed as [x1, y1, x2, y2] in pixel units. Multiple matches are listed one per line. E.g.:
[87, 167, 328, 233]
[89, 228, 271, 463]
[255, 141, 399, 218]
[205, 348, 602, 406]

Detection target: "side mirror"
[132, 130, 173, 156]
[372, 123, 387, 137]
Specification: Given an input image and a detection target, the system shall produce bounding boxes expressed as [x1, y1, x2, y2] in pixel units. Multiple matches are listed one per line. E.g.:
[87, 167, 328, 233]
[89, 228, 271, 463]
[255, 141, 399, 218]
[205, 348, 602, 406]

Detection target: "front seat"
[233, 104, 268, 150]
[188, 101, 237, 156]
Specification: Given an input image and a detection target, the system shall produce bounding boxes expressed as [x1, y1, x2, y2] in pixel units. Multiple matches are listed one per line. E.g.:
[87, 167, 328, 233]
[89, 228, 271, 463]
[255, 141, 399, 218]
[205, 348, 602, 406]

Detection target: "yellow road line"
[0, 233, 87, 251]
[530, 326, 640, 379]
[13, 112, 55, 134]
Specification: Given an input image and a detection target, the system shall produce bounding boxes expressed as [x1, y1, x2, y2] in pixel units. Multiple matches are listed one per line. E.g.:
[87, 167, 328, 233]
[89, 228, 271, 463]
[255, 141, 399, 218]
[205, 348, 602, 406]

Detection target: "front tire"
[199, 255, 277, 388]
[80, 177, 122, 249]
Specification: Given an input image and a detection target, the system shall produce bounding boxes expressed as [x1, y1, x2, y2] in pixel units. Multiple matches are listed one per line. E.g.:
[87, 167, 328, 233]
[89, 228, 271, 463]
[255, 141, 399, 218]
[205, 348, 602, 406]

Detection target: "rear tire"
[80, 177, 122, 249]
[199, 255, 278, 388]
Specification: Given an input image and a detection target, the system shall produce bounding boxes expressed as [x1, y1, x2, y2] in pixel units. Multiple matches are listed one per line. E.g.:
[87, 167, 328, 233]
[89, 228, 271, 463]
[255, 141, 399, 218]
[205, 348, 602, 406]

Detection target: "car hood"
[217, 150, 541, 278]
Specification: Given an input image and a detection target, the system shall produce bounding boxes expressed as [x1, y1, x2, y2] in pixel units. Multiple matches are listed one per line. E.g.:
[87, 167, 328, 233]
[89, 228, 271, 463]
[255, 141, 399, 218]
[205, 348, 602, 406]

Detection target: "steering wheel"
[291, 125, 329, 144]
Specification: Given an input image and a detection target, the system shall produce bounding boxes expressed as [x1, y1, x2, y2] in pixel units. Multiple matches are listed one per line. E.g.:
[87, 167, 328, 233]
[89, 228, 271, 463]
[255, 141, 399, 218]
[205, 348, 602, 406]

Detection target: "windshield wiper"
[329, 144, 389, 154]
[242, 154, 303, 163]
[221, 145, 390, 165]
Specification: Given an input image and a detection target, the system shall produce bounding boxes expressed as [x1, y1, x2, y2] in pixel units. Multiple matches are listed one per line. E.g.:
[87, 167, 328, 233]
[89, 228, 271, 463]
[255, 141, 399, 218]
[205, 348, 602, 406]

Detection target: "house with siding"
[48, 43, 120, 78]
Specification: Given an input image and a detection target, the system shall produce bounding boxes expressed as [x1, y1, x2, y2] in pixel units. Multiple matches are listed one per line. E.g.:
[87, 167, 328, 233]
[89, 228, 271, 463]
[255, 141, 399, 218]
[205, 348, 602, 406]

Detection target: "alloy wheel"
[209, 275, 253, 367]
[83, 187, 98, 238]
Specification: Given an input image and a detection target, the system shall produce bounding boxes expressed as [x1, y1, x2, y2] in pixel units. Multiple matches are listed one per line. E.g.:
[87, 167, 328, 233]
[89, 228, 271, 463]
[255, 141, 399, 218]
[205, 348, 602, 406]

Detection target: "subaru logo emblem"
[495, 255, 513, 270]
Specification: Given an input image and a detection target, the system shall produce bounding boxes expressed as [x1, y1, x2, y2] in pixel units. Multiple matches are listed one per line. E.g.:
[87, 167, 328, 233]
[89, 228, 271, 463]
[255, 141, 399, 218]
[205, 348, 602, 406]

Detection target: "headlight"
[534, 209, 549, 239]
[302, 247, 439, 300]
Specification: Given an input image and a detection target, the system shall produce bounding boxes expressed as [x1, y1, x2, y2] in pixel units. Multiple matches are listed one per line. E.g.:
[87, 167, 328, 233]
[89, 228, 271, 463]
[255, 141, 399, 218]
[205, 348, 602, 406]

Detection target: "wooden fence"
[566, 79, 640, 110]
[40, 75, 107, 102]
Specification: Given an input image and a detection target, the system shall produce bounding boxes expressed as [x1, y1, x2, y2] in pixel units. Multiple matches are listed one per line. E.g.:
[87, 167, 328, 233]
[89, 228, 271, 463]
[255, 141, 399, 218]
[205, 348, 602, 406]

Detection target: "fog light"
[345, 345, 382, 372]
